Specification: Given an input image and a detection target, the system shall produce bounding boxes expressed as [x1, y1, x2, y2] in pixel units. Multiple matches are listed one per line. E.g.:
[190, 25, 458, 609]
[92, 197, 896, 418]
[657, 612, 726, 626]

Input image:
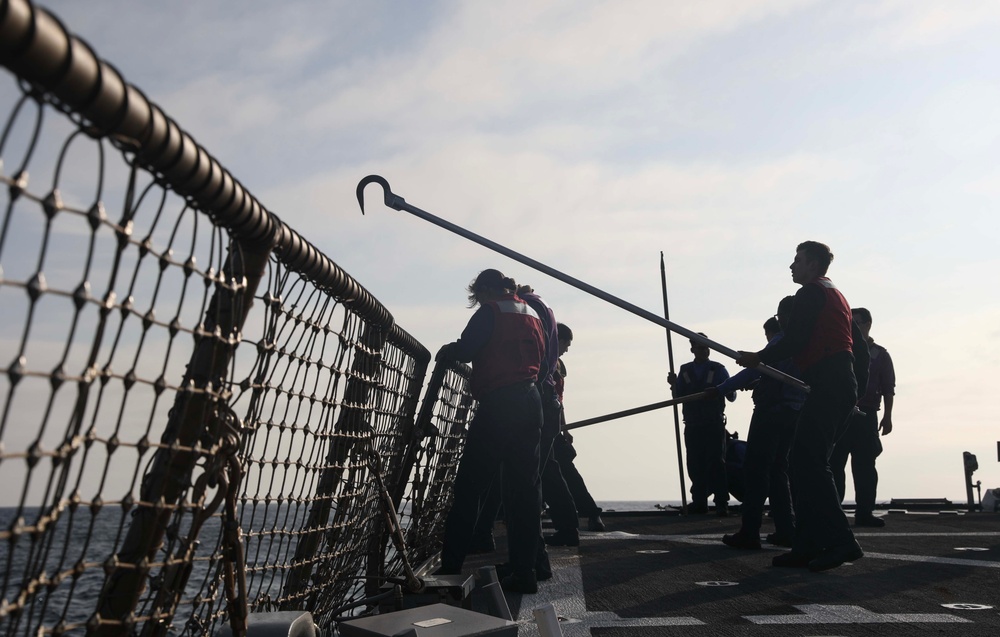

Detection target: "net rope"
[0, 2, 478, 635]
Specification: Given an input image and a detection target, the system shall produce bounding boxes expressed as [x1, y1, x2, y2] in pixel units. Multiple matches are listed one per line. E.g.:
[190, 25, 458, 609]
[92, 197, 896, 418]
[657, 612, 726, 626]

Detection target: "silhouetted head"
[557, 323, 573, 356]
[791, 240, 834, 283]
[689, 332, 710, 362]
[775, 295, 796, 331]
[467, 269, 516, 307]
[852, 307, 872, 326]
[852, 307, 873, 339]
[763, 316, 781, 340]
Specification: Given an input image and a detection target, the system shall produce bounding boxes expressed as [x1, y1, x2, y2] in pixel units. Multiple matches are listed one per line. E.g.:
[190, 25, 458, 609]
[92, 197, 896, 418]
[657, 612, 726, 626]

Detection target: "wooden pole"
[564, 391, 710, 431]
[661, 252, 688, 513]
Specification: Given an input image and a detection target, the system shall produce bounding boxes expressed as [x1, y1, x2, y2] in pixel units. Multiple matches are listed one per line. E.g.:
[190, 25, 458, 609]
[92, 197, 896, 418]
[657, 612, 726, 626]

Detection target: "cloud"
[855, 0, 1000, 51]
[236, 0, 824, 153]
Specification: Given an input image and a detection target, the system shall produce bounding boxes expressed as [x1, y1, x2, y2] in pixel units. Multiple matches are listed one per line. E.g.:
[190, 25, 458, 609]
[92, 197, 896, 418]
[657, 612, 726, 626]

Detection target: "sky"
[13, 0, 1000, 505]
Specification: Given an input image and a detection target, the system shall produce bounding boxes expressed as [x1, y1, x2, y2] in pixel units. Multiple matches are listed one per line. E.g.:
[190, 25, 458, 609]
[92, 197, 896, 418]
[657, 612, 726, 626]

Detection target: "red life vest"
[795, 277, 853, 371]
[471, 294, 545, 397]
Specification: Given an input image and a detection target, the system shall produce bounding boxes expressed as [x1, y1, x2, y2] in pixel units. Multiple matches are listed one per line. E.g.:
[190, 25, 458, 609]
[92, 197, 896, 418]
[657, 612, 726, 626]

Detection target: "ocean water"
[0, 505, 299, 634]
[1, 506, 122, 632]
[0, 505, 232, 634]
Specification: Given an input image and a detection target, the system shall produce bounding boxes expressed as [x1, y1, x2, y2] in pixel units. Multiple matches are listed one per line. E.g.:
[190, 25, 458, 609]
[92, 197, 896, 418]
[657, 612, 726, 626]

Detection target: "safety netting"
[0, 2, 476, 635]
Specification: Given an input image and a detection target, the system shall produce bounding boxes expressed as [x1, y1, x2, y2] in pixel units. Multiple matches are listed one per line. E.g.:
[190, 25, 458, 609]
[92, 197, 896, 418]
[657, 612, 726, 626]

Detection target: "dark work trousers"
[471, 388, 557, 574]
[541, 428, 580, 534]
[684, 415, 729, 506]
[739, 405, 798, 537]
[790, 352, 858, 554]
[552, 436, 601, 517]
[441, 381, 543, 576]
[830, 409, 882, 516]
[470, 475, 502, 543]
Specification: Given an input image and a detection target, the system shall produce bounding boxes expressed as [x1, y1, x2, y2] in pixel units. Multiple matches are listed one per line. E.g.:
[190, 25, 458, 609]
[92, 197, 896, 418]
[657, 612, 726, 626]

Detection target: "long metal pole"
[356, 175, 810, 392]
[661, 252, 689, 513]
[564, 392, 709, 431]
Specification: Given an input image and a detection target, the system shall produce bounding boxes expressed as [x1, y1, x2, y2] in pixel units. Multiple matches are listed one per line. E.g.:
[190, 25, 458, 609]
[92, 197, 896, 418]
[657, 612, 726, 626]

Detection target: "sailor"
[515, 286, 572, 551]
[470, 283, 561, 574]
[437, 269, 547, 594]
[668, 334, 737, 516]
[717, 300, 804, 549]
[544, 323, 607, 547]
[736, 240, 863, 571]
[512, 306, 584, 550]
[831, 307, 896, 527]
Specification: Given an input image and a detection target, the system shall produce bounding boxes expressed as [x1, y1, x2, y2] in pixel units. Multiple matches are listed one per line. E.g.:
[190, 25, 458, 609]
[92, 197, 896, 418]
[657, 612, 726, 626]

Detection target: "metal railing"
[0, 1, 476, 635]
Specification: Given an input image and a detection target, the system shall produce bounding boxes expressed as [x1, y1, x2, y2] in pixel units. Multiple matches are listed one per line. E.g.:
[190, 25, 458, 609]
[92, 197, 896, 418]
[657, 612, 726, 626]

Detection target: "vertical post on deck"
[533, 603, 564, 637]
[660, 253, 688, 514]
[475, 566, 512, 621]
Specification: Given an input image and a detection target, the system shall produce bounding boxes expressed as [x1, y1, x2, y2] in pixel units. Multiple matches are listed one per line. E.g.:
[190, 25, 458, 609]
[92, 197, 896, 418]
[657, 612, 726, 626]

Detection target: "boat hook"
[356, 175, 810, 393]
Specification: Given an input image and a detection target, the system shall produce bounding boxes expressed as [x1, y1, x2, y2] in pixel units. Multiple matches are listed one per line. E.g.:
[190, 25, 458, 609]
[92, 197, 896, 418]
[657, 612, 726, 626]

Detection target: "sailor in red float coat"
[466, 295, 546, 398]
[438, 269, 547, 593]
[737, 242, 864, 573]
[790, 278, 853, 371]
[751, 278, 853, 373]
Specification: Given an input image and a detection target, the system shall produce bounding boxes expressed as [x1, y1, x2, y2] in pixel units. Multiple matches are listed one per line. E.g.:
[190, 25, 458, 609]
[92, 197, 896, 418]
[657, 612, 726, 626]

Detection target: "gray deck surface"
[463, 509, 1000, 636]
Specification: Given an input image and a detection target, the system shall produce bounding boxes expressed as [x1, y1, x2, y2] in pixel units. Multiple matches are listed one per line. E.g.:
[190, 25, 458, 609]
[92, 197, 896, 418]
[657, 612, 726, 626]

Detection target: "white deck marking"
[744, 604, 970, 624]
[509, 529, 994, 633]
[581, 530, 1000, 567]
[695, 581, 738, 587]
[862, 551, 1000, 568]
[513, 551, 704, 636]
[583, 530, 1000, 540]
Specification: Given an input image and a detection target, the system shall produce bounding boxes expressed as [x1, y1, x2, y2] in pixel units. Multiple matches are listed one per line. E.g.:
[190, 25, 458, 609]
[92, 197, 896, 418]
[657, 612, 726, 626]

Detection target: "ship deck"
[464, 508, 1000, 636]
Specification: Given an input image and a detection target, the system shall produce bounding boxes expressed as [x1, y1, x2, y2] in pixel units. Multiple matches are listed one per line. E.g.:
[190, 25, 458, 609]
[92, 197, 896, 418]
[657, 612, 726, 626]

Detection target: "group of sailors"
[675, 240, 896, 571]
[435, 240, 896, 594]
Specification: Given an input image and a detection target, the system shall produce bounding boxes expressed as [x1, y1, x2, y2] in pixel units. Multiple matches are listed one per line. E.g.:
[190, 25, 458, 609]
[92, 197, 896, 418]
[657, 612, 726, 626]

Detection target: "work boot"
[544, 530, 580, 547]
[854, 513, 886, 528]
[588, 510, 607, 532]
[687, 502, 709, 515]
[500, 572, 538, 595]
[722, 531, 761, 550]
[772, 551, 816, 568]
[808, 540, 864, 572]
[496, 561, 552, 582]
[766, 532, 794, 547]
[715, 502, 730, 517]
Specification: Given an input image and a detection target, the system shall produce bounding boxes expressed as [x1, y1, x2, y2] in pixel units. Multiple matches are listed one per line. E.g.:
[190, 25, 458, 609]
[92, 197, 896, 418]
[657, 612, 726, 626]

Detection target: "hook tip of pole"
[356, 175, 392, 214]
